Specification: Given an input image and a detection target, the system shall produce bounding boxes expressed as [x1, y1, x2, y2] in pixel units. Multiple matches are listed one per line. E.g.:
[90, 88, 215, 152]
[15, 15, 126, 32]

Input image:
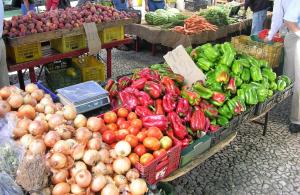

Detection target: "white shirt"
[267, 0, 290, 41]
[284, 0, 300, 26]
[0, 0, 3, 38]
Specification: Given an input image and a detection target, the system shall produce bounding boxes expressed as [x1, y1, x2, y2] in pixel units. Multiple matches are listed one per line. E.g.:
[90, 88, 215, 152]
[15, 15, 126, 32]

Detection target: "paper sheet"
[164, 45, 206, 86]
[83, 22, 102, 56]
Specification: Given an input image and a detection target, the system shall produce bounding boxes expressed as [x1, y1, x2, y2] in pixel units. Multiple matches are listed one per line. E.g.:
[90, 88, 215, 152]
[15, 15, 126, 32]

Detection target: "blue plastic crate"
[36, 82, 59, 102]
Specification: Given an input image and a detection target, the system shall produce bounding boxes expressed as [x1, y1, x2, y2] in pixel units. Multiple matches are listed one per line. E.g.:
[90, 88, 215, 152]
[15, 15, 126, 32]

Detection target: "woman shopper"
[46, 0, 70, 11]
[145, 0, 165, 12]
[244, 0, 270, 35]
[281, 0, 300, 133]
[0, 0, 10, 88]
[21, 0, 36, 15]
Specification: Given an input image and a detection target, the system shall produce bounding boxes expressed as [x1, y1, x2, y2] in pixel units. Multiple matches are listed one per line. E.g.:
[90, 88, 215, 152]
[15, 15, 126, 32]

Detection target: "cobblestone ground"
[11, 49, 300, 195]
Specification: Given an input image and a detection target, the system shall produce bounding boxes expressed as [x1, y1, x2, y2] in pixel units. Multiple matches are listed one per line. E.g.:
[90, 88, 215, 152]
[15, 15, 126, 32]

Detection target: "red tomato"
[160, 136, 173, 150]
[143, 137, 161, 151]
[102, 131, 116, 144]
[125, 135, 139, 148]
[140, 153, 154, 165]
[134, 144, 147, 157]
[127, 112, 137, 121]
[119, 121, 130, 129]
[117, 108, 129, 118]
[137, 132, 147, 143]
[128, 153, 139, 165]
[147, 127, 163, 139]
[103, 111, 117, 124]
[99, 125, 109, 134]
[128, 126, 140, 135]
[115, 129, 129, 141]
[106, 123, 118, 131]
[130, 119, 143, 130]
[153, 149, 167, 159]
[141, 128, 148, 132]
[117, 117, 126, 127]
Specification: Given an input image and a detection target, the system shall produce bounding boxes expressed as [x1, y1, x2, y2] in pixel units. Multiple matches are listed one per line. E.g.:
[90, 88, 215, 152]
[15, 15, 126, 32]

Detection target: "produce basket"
[255, 93, 279, 116]
[135, 143, 181, 184]
[7, 42, 42, 63]
[277, 83, 294, 103]
[180, 135, 211, 167]
[239, 106, 256, 123]
[231, 35, 283, 68]
[99, 25, 124, 44]
[72, 56, 106, 82]
[45, 67, 81, 91]
[36, 81, 59, 102]
[50, 34, 87, 53]
[45, 59, 70, 71]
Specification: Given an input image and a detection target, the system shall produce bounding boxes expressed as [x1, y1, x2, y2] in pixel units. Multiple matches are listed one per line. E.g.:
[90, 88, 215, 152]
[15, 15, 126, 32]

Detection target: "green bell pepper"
[218, 104, 233, 119]
[217, 115, 229, 126]
[241, 68, 251, 83]
[261, 77, 270, 89]
[215, 64, 230, 84]
[250, 65, 263, 82]
[193, 81, 213, 99]
[256, 87, 268, 103]
[269, 81, 278, 91]
[237, 57, 251, 68]
[231, 60, 243, 75]
[259, 60, 269, 68]
[201, 43, 220, 62]
[234, 76, 243, 87]
[262, 68, 277, 82]
[221, 42, 236, 54]
[237, 88, 246, 102]
[197, 58, 214, 71]
[279, 75, 291, 86]
[268, 90, 274, 97]
[244, 87, 258, 105]
[208, 82, 223, 92]
[247, 56, 260, 67]
[277, 79, 287, 91]
[220, 52, 235, 67]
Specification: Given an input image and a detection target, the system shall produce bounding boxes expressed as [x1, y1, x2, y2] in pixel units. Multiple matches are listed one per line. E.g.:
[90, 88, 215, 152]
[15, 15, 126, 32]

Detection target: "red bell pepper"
[109, 83, 118, 98]
[166, 130, 183, 147]
[182, 107, 192, 124]
[209, 124, 220, 133]
[134, 68, 160, 82]
[190, 110, 206, 132]
[176, 98, 190, 117]
[131, 78, 147, 90]
[142, 115, 168, 131]
[204, 117, 210, 132]
[144, 81, 164, 99]
[168, 112, 188, 140]
[118, 91, 138, 111]
[123, 87, 139, 94]
[162, 94, 177, 113]
[204, 106, 218, 119]
[155, 99, 164, 115]
[134, 91, 154, 107]
[226, 77, 237, 94]
[161, 76, 177, 95]
[181, 86, 201, 106]
[105, 79, 115, 91]
[135, 106, 154, 118]
[211, 92, 226, 107]
[118, 76, 132, 90]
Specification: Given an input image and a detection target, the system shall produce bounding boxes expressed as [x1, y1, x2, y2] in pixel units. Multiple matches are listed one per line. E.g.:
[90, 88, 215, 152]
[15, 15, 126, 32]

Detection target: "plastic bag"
[0, 112, 18, 138]
[0, 172, 24, 195]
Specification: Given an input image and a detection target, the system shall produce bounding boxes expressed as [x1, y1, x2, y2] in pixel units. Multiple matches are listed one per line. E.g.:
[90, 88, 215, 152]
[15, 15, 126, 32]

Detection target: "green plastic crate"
[180, 135, 211, 167]
[45, 67, 81, 91]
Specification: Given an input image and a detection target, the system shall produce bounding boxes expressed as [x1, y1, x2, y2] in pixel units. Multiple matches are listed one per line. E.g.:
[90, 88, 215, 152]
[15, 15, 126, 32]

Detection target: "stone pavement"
[10, 49, 300, 195]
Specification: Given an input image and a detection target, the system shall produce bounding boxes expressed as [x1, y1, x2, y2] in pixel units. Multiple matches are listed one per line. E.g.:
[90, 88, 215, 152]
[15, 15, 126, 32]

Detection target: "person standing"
[145, 0, 165, 12]
[281, 0, 300, 133]
[21, 0, 36, 15]
[0, 0, 10, 88]
[244, 0, 270, 35]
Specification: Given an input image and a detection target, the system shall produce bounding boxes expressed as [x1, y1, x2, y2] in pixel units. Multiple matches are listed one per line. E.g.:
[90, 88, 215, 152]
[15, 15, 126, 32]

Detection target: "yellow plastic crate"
[51, 34, 87, 53]
[231, 35, 283, 68]
[99, 25, 124, 44]
[7, 42, 42, 63]
[72, 56, 106, 82]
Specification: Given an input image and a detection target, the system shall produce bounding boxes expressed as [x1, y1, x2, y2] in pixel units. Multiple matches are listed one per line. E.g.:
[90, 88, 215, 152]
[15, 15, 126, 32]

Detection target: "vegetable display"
[145, 8, 187, 26]
[3, 2, 137, 38]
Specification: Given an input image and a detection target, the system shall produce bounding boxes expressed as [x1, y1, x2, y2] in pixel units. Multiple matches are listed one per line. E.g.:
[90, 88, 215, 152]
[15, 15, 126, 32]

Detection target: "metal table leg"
[17, 70, 25, 90]
[29, 68, 36, 83]
[106, 48, 112, 78]
[262, 112, 269, 136]
[136, 36, 141, 52]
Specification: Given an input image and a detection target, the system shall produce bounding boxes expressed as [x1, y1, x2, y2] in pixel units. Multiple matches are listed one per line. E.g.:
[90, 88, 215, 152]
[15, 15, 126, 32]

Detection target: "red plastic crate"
[134, 143, 181, 184]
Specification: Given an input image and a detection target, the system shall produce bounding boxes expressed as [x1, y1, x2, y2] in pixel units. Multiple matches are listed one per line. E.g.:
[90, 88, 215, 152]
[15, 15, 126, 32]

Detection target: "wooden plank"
[6, 18, 137, 47]
[161, 132, 237, 182]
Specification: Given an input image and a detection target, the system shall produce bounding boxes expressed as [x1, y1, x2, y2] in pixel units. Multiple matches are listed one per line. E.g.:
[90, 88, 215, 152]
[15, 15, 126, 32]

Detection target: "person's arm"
[145, 0, 149, 11]
[51, 0, 59, 10]
[128, 0, 132, 8]
[283, 0, 300, 37]
[23, 0, 30, 13]
[266, 0, 284, 41]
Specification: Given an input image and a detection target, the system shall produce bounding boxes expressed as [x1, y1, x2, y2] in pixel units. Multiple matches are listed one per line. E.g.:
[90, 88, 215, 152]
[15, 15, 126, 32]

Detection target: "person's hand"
[145, 5, 149, 12]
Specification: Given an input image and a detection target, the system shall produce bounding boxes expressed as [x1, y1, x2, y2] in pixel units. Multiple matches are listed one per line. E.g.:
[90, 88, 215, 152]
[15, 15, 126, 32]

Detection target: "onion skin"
[63, 105, 77, 120]
[101, 183, 119, 195]
[51, 169, 69, 184]
[91, 174, 107, 192]
[129, 179, 148, 195]
[28, 120, 44, 136]
[29, 139, 46, 155]
[20, 134, 34, 149]
[31, 89, 44, 101]
[114, 175, 128, 187]
[49, 152, 67, 169]
[71, 183, 86, 194]
[70, 161, 87, 178]
[13, 127, 28, 138]
[0, 87, 11, 99]
[99, 149, 110, 164]
[0, 100, 11, 116]
[83, 149, 100, 166]
[75, 169, 92, 188]
[126, 169, 140, 182]
[44, 131, 61, 148]
[113, 157, 131, 175]
[24, 94, 37, 107]
[75, 127, 92, 144]
[72, 143, 85, 160]
[74, 114, 87, 128]
[35, 103, 45, 113]
[25, 83, 38, 93]
[87, 117, 104, 132]
[52, 182, 70, 195]
[8, 93, 24, 109]
[53, 140, 72, 155]
[87, 138, 102, 150]
[18, 105, 36, 120]
[55, 124, 74, 140]
[48, 114, 65, 129]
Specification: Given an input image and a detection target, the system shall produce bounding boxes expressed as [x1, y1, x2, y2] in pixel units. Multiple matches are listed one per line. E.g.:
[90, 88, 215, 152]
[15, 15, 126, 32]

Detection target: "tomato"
[99, 125, 109, 134]
[143, 137, 161, 151]
[115, 129, 129, 141]
[125, 135, 139, 148]
[140, 153, 154, 165]
[117, 108, 129, 118]
[130, 119, 143, 130]
[127, 112, 137, 121]
[137, 132, 147, 143]
[134, 144, 147, 157]
[153, 149, 167, 159]
[117, 117, 126, 127]
[147, 127, 163, 139]
[102, 131, 116, 144]
[119, 121, 130, 129]
[128, 126, 140, 135]
[141, 128, 148, 132]
[106, 123, 118, 131]
[128, 153, 139, 165]
[103, 111, 117, 124]
[160, 136, 173, 150]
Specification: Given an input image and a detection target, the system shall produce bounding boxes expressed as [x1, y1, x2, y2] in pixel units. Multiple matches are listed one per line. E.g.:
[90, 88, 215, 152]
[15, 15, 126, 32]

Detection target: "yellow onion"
[52, 182, 70, 195]
[8, 93, 23, 109]
[90, 174, 107, 192]
[63, 105, 77, 120]
[75, 169, 92, 188]
[51, 169, 69, 184]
